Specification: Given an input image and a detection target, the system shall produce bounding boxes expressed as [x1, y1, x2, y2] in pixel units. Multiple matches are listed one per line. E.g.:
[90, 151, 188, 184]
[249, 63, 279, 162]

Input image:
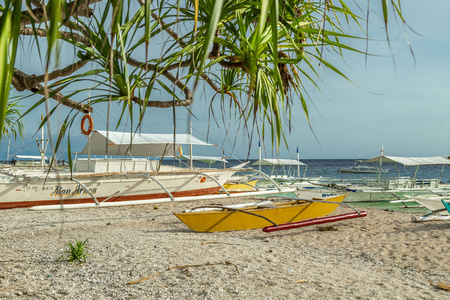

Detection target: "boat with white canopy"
[0, 130, 293, 210]
[246, 157, 325, 191]
[252, 158, 307, 180]
[361, 154, 450, 190]
[320, 148, 450, 202]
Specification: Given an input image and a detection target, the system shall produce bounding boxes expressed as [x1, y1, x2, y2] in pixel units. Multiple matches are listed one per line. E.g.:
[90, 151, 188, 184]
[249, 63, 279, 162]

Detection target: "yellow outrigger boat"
[174, 194, 347, 232]
[222, 180, 259, 191]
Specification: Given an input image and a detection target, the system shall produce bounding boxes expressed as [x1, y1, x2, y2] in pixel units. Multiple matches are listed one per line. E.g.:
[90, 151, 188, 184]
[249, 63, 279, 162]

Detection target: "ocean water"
[165, 158, 450, 184]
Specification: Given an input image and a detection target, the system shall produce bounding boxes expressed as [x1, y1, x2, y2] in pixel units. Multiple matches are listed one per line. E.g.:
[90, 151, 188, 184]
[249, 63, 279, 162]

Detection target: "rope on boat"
[191, 205, 278, 227]
[270, 195, 363, 215]
[387, 192, 403, 200]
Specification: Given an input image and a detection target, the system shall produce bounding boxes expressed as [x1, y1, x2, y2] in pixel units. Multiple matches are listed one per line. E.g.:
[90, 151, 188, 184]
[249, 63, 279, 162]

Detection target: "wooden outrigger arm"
[411, 205, 450, 222]
[143, 173, 175, 201]
[249, 169, 283, 191]
[71, 177, 99, 205]
[195, 172, 230, 196]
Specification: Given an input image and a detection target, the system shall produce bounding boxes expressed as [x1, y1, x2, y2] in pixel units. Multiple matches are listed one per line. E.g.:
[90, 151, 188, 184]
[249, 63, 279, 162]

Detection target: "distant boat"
[338, 165, 389, 174]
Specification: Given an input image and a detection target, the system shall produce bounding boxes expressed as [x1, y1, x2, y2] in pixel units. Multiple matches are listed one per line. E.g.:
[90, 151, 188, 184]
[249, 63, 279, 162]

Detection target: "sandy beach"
[1, 198, 449, 299]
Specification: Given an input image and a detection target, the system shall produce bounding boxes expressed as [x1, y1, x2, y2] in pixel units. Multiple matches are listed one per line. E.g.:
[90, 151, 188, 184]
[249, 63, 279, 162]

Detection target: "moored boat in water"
[338, 165, 389, 173]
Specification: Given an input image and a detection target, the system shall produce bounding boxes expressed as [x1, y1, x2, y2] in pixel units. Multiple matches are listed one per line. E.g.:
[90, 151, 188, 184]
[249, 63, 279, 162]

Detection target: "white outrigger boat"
[320, 150, 450, 202]
[398, 195, 450, 222]
[0, 130, 294, 210]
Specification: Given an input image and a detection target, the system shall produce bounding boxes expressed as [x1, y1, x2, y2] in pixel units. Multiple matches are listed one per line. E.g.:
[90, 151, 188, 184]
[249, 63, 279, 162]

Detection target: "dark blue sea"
[164, 159, 450, 184]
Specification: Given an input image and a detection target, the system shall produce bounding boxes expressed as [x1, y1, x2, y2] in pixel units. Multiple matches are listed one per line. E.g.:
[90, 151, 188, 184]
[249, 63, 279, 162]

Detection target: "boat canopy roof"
[80, 130, 215, 157]
[181, 155, 228, 164]
[252, 158, 306, 166]
[363, 155, 450, 166]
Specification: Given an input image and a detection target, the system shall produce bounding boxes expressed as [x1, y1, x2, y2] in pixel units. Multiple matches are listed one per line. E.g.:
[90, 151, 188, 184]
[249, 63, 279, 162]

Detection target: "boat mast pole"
[297, 147, 300, 178]
[7, 138, 10, 164]
[412, 166, 419, 187]
[439, 165, 445, 185]
[259, 141, 262, 179]
[189, 121, 193, 169]
[88, 94, 91, 172]
[40, 114, 46, 167]
[378, 146, 383, 183]
[222, 150, 226, 169]
[395, 163, 400, 177]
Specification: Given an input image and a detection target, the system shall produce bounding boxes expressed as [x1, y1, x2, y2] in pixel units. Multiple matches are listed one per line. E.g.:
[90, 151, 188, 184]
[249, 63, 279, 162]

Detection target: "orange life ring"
[81, 114, 93, 135]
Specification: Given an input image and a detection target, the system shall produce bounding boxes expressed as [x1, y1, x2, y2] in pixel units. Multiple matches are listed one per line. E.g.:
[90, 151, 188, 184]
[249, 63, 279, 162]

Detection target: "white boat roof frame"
[252, 158, 307, 179]
[252, 158, 306, 166]
[180, 155, 228, 164]
[363, 155, 450, 166]
[80, 130, 216, 157]
[363, 155, 450, 184]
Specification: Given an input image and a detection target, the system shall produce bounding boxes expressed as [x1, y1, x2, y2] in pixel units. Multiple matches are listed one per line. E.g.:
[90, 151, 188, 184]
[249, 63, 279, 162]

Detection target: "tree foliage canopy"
[0, 0, 404, 152]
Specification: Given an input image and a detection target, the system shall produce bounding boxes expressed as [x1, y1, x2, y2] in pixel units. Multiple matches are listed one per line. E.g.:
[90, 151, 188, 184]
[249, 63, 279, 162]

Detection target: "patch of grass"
[59, 238, 91, 264]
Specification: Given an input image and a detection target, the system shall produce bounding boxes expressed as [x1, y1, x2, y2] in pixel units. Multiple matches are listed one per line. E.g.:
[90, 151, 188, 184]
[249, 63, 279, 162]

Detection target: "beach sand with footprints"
[1, 198, 449, 299]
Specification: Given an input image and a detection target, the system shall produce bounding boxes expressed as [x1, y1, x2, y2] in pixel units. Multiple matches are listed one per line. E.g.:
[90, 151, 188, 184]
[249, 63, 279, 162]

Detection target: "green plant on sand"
[60, 238, 91, 264]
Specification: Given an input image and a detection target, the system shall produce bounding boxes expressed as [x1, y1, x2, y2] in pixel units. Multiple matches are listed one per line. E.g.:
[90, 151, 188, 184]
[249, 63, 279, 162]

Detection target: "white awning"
[363, 155, 450, 166]
[181, 155, 228, 164]
[80, 130, 215, 157]
[252, 158, 306, 166]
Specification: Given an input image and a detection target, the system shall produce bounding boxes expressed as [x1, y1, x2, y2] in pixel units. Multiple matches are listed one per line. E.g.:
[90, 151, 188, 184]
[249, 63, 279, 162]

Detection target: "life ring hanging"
[81, 114, 93, 135]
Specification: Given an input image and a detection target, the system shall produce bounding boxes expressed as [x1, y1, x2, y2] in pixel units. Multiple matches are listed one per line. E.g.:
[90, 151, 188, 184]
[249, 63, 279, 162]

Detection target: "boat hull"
[0, 169, 235, 209]
[174, 194, 346, 232]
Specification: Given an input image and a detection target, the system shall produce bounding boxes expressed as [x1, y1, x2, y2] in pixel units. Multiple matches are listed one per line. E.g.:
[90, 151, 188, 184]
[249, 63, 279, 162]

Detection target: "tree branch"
[19, 26, 91, 47]
[12, 68, 92, 113]
[21, 0, 101, 26]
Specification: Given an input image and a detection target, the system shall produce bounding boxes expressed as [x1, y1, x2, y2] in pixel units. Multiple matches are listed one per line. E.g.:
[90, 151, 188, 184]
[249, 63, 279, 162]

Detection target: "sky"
[3, 1, 450, 160]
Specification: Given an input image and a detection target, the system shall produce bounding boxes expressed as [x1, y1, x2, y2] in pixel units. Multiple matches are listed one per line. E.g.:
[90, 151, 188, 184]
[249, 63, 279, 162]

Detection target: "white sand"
[1, 198, 449, 299]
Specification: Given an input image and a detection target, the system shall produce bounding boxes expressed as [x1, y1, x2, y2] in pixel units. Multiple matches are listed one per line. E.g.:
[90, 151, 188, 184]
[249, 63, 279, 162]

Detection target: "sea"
[164, 158, 450, 184]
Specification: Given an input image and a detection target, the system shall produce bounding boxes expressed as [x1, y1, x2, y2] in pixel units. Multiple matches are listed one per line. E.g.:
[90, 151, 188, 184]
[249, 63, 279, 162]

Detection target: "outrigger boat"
[321, 150, 450, 202]
[403, 195, 450, 214]
[174, 194, 366, 232]
[0, 130, 290, 210]
[338, 165, 389, 174]
[408, 195, 450, 222]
